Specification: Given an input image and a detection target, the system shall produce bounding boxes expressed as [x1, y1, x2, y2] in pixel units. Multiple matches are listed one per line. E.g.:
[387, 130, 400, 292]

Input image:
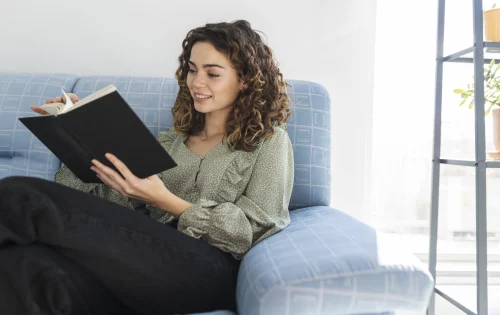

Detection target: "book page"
[36, 84, 117, 116]
[62, 84, 117, 114]
[60, 88, 74, 112]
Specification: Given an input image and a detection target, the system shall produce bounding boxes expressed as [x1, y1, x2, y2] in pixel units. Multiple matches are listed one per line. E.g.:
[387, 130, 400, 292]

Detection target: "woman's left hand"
[90, 153, 170, 208]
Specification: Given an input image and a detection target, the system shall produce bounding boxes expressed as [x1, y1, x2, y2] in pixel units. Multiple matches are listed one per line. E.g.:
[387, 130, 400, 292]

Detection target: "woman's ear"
[239, 80, 249, 91]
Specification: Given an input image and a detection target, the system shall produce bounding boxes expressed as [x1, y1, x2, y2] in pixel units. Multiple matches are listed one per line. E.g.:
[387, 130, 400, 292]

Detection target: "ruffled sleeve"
[217, 151, 253, 202]
[177, 127, 294, 259]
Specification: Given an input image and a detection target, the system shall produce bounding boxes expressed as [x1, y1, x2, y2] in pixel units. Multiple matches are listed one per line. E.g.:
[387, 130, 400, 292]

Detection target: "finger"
[69, 93, 79, 103]
[97, 174, 125, 195]
[30, 106, 49, 116]
[91, 166, 125, 194]
[104, 153, 137, 181]
[45, 99, 53, 104]
[61, 94, 78, 104]
[91, 159, 128, 186]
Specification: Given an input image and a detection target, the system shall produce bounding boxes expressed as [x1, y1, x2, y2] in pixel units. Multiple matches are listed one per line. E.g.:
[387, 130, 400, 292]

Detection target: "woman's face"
[186, 42, 246, 115]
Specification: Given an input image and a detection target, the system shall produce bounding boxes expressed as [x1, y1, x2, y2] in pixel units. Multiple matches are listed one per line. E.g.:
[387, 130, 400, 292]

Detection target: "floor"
[387, 234, 500, 314]
[397, 286, 500, 314]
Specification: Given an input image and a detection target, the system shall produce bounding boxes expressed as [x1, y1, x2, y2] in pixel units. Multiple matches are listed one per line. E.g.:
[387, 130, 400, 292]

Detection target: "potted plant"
[454, 59, 500, 157]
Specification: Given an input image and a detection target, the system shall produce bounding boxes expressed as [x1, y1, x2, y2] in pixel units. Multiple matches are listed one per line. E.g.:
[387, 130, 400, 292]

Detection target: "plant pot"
[488, 107, 500, 159]
[493, 106, 500, 151]
[485, 7, 500, 42]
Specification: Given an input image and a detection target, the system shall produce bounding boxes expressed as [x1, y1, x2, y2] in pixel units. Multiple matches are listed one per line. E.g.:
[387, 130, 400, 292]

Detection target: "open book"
[19, 84, 177, 183]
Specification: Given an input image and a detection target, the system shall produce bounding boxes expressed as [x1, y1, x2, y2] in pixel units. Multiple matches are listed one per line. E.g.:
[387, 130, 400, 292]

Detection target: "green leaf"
[469, 99, 474, 109]
[493, 63, 500, 77]
[486, 103, 495, 115]
[454, 88, 466, 94]
[459, 97, 468, 106]
[486, 61, 495, 78]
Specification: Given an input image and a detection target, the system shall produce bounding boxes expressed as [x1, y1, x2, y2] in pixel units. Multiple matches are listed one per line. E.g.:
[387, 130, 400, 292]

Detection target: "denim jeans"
[0, 176, 240, 315]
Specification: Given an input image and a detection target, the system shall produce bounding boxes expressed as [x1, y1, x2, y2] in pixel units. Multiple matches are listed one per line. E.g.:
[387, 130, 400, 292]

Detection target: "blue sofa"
[0, 73, 434, 315]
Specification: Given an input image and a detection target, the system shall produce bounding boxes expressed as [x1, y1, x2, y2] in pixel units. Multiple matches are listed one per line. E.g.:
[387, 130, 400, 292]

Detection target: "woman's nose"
[192, 75, 205, 88]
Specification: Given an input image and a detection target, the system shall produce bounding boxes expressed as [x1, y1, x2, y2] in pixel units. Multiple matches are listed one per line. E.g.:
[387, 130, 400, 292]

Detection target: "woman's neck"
[202, 112, 227, 139]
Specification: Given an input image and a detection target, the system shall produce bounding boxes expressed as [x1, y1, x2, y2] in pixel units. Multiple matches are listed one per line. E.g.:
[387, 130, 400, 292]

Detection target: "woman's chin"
[193, 102, 212, 113]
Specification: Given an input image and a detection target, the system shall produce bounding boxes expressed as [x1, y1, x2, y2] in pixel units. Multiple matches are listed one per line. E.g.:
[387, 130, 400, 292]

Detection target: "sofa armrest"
[235, 206, 434, 315]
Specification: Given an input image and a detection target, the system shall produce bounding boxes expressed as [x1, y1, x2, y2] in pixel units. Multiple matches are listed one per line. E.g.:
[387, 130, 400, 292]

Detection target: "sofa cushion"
[236, 206, 434, 315]
[72, 76, 332, 210]
[0, 73, 80, 180]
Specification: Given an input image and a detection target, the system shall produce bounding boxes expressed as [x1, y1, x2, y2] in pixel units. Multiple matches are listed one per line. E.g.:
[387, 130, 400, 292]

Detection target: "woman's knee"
[0, 176, 57, 216]
[0, 176, 48, 199]
[0, 175, 48, 188]
[0, 245, 90, 315]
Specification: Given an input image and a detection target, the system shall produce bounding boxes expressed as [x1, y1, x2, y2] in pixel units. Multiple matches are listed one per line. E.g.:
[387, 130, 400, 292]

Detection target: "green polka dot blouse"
[54, 125, 294, 259]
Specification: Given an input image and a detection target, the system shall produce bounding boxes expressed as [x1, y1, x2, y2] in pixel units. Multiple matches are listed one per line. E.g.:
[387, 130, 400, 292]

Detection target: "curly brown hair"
[172, 20, 292, 152]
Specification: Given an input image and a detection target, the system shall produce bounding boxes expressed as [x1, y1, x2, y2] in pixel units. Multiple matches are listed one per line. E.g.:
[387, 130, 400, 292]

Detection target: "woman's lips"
[193, 93, 212, 102]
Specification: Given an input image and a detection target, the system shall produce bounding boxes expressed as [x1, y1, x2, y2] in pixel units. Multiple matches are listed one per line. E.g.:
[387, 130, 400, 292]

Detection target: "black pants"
[0, 176, 240, 315]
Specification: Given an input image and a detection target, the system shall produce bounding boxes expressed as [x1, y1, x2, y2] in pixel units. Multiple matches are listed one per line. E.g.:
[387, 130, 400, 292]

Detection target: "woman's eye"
[187, 69, 218, 78]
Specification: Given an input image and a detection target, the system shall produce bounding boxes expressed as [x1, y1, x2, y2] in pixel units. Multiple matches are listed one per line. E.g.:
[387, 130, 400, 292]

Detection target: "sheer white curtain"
[370, 0, 481, 243]
[372, 1, 500, 312]
[371, 0, 437, 234]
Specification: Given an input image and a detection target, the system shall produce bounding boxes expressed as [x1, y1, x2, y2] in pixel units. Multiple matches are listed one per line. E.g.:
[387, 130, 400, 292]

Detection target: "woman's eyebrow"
[188, 60, 225, 69]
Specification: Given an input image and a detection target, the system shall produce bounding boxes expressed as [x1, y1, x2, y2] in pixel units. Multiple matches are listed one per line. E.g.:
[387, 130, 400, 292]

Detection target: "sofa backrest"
[0, 73, 331, 209]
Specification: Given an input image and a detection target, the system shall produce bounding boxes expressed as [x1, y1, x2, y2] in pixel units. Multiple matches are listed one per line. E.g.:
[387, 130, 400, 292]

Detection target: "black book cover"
[19, 91, 177, 183]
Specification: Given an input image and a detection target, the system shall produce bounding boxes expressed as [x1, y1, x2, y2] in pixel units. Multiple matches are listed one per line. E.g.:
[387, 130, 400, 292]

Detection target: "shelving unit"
[429, 0, 493, 314]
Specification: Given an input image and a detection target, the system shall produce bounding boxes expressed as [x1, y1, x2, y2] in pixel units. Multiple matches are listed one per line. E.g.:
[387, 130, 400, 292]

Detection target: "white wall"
[0, 0, 377, 223]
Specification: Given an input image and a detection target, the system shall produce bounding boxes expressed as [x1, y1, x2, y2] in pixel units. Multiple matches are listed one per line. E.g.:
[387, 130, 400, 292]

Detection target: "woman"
[0, 20, 293, 315]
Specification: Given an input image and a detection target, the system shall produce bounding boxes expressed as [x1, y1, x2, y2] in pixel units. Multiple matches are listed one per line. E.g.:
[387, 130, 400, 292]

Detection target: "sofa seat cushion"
[235, 206, 434, 315]
[0, 73, 80, 180]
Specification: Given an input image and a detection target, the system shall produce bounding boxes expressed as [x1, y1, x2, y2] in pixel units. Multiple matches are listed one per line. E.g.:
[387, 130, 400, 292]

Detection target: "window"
[372, 0, 500, 312]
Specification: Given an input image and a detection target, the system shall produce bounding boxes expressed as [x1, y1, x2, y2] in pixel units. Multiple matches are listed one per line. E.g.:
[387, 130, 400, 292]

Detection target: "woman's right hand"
[30, 93, 80, 115]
